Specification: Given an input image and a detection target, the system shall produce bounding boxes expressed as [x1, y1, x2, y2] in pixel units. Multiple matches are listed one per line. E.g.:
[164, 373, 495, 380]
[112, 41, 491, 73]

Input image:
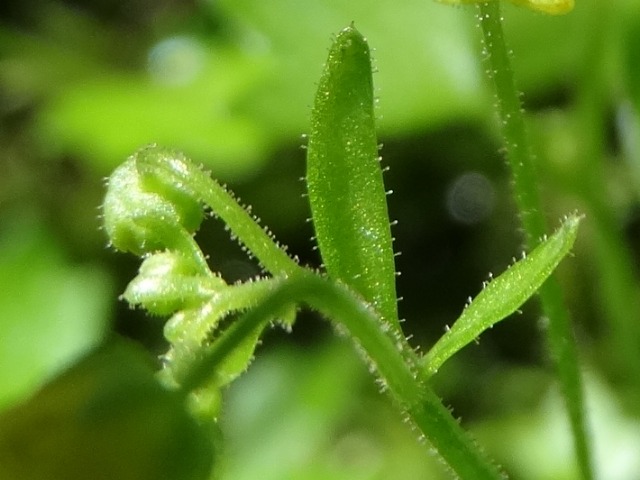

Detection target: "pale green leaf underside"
[423, 214, 581, 375]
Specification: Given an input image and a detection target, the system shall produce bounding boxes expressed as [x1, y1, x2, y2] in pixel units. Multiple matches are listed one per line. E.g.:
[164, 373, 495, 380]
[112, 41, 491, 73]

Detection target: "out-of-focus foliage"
[0, 340, 214, 480]
[0, 213, 112, 411]
[220, 339, 444, 480]
[472, 372, 640, 480]
[2, 0, 488, 178]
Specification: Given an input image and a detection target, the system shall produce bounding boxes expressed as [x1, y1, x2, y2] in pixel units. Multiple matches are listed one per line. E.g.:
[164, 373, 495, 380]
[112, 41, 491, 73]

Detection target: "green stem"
[183, 270, 504, 480]
[477, 3, 593, 479]
[134, 147, 300, 276]
[131, 213, 212, 277]
[173, 226, 213, 277]
[179, 164, 301, 277]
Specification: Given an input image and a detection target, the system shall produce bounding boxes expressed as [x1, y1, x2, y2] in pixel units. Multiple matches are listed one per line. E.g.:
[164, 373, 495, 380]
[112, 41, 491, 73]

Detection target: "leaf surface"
[424, 214, 581, 375]
[307, 25, 399, 330]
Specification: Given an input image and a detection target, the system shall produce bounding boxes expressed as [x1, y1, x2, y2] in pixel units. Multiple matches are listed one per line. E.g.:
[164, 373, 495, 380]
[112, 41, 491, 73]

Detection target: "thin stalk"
[189, 165, 301, 277]
[182, 271, 505, 480]
[135, 146, 301, 276]
[477, 3, 593, 479]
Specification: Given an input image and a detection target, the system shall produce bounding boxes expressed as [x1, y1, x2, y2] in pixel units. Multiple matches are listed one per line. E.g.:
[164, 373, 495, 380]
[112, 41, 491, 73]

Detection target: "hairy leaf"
[306, 25, 399, 330]
[423, 214, 582, 375]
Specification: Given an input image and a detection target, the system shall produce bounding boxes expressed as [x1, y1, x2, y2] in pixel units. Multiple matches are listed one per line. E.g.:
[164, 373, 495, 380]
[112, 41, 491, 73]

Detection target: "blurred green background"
[2, 0, 640, 478]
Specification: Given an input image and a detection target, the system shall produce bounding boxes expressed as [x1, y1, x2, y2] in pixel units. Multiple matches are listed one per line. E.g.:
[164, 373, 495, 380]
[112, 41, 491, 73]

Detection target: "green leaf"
[306, 25, 399, 330]
[0, 340, 214, 480]
[423, 214, 582, 376]
[161, 278, 282, 389]
[123, 251, 227, 316]
[158, 278, 291, 420]
[0, 214, 111, 412]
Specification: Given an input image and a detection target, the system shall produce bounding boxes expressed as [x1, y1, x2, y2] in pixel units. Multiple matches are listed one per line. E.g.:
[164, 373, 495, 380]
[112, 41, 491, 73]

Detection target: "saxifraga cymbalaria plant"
[103, 22, 581, 479]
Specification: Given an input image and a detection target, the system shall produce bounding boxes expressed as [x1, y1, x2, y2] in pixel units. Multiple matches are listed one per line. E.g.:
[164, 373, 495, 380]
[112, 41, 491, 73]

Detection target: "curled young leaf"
[306, 25, 400, 331]
[423, 214, 582, 376]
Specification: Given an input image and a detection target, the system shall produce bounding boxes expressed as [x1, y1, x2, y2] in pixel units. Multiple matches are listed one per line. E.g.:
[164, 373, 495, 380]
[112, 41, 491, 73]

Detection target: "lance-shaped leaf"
[423, 214, 582, 376]
[306, 25, 400, 331]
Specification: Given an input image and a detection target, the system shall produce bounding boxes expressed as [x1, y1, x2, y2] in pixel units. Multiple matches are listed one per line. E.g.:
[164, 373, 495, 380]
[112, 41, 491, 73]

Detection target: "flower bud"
[124, 251, 226, 316]
[103, 146, 204, 256]
[134, 145, 204, 233]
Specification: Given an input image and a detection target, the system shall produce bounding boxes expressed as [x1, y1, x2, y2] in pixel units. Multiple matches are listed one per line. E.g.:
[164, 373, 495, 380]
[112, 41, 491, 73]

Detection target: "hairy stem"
[183, 271, 504, 480]
[163, 160, 301, 277]
[477, 3, 593, 479]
